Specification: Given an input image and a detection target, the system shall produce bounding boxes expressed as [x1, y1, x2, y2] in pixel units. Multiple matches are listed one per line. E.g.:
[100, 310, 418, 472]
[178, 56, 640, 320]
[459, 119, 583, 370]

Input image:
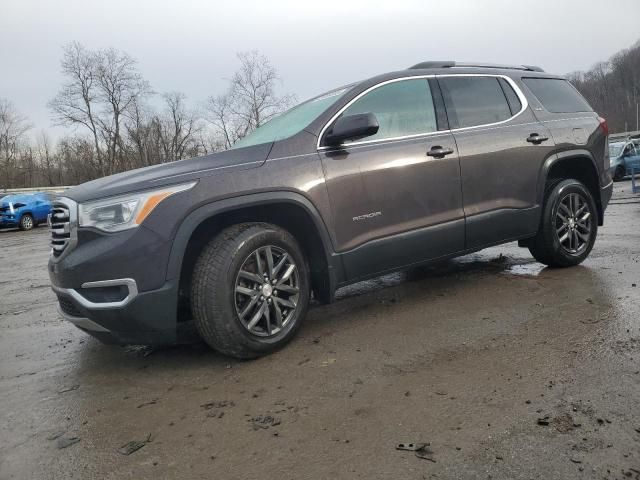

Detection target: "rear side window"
[522, 78, 592, 113]
[340, 78, 437, 142]
[439, 76, 512, 129]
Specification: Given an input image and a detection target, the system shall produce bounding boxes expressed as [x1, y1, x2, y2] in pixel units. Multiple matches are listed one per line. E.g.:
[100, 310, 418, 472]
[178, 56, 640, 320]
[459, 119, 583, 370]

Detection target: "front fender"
[164, 191, 339, 285]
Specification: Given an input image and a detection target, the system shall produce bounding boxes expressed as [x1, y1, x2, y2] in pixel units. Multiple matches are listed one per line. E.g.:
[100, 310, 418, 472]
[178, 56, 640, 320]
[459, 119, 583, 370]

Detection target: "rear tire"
[528, 179, 598, 268]
[19, 214, 34, 231]
[613, 166, 625, 182]
[191, 223, 310, 359]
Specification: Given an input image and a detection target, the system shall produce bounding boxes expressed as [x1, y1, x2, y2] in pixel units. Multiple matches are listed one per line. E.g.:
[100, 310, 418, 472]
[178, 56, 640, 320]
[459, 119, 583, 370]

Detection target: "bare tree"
[48, 42, 104, 174]
[49, 42, 151, 176]
[230, 51, 296, 130]
[154, 92, 200, 162]
[57, 136, 99, 185]
[205, 92, 242, 150]
[205, 51, 295, 149]
[0, 98, 31, 187]
[126, 98, 157, 168]
[35, 131, 59, 186]
[95, 47, 151, 173]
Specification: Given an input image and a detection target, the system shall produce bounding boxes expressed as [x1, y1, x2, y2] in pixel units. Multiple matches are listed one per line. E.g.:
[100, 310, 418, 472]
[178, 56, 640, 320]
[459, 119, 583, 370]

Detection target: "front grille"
[58, 296, 83, 318]
[50, 202, 72, 257]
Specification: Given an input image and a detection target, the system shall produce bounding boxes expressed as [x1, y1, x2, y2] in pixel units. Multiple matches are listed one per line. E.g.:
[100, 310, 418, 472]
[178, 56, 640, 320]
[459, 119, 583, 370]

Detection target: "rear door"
[625, 143, 640, 174]
[438, 74, 556, 250]
[319, 77, 464, 279]
[33, 196, 48, 222]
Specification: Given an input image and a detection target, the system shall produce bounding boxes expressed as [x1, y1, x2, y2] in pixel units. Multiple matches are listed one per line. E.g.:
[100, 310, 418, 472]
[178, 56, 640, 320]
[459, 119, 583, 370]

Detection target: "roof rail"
[409, 61, 544, 72]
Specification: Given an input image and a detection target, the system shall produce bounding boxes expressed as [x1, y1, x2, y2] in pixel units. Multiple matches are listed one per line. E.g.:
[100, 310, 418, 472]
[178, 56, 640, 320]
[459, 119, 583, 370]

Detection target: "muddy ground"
[1, 181, 639, 480]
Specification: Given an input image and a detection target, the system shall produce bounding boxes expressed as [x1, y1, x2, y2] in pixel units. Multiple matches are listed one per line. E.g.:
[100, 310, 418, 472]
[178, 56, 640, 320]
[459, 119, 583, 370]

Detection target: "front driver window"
[339, 78, 437, 143]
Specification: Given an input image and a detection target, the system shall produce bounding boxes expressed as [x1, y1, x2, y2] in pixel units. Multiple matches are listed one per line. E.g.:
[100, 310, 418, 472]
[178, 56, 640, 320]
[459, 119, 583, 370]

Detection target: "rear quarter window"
[522, 78, 592, 113]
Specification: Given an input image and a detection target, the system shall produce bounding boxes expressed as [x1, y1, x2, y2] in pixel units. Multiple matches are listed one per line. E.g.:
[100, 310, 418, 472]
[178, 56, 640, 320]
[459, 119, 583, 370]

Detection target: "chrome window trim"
[435, 74, 528, 132]
[316, 74, 529, 150]
[316, 75, 436, 150]
[52, 278, 138, 310]
[317, 130, 455, 152]
[520, 77, 594, 115]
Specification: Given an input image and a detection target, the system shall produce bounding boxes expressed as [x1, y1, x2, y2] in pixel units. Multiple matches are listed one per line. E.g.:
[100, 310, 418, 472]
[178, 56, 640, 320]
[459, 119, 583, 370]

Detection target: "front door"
[318, 77, 464, 280]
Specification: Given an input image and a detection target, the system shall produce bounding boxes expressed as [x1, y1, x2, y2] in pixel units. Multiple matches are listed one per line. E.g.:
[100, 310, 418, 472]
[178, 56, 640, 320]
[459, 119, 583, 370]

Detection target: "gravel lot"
[1, 180, 639, 479]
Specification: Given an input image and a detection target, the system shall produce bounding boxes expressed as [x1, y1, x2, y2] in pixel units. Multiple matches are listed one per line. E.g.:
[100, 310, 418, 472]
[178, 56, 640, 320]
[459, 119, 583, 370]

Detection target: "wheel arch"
[166, 192, 340, 320]
[538, 150, 603, 226]
[19, 211, 33, 224]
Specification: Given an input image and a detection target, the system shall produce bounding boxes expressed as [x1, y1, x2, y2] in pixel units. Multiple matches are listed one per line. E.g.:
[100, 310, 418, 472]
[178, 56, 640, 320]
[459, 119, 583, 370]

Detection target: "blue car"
[0, 193, 54, 230]
[610, 139, 640, 181]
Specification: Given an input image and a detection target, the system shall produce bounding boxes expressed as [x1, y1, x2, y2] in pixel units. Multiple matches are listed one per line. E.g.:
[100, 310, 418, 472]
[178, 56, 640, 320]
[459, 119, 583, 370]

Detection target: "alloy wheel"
[555, 192, 592, 254]
[22, 216, 33, 229]
[234, 245, 300, 337]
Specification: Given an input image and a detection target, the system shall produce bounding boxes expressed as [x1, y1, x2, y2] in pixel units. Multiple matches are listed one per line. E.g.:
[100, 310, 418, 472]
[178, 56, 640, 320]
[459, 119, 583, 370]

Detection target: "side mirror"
[325, 113, 379, 146]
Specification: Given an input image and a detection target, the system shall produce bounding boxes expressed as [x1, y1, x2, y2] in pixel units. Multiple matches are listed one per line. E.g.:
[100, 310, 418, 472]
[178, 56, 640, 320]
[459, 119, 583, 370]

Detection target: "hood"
[0, 195, 37, 211]
[63, 143, 272, 203]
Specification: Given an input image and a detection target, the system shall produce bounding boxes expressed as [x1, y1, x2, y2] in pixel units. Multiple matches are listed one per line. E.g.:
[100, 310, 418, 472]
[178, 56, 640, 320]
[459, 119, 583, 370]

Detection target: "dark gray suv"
[49, 61, 613, 358]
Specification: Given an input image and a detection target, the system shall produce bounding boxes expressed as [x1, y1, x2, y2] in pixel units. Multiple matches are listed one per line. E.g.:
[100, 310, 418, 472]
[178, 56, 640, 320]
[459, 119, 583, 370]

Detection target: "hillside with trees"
[568, 40, 640, 133]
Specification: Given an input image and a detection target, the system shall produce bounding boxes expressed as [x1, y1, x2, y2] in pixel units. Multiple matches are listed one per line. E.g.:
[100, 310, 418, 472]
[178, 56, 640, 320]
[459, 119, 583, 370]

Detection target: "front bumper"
[52, 278, 180, 345]
[0, 219, 18, 227]
[48, 217, 181, 345]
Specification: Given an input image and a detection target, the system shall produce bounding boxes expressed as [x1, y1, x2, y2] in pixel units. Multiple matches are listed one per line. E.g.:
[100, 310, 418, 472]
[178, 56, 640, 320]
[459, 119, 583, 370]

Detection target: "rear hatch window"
[522, 78, 593, 113]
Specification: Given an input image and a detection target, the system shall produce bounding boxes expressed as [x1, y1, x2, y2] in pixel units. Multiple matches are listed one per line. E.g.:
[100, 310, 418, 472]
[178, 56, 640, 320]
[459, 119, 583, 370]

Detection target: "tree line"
[1, 42, 294, 189]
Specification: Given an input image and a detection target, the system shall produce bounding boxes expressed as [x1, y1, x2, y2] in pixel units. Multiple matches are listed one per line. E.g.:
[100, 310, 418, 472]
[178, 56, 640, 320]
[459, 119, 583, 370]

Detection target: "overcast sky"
[2, 0, 639, 139]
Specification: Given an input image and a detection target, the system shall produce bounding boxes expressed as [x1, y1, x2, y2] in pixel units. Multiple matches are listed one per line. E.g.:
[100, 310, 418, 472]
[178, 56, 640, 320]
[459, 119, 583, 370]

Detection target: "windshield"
[609, 142, 625, 157]
[232, 86, 351, 149]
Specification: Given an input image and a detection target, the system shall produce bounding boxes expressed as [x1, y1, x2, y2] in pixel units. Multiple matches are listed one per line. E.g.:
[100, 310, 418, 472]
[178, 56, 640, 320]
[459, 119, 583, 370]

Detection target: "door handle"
[526, 133, 549, 144]
[427, 146, 454, 158]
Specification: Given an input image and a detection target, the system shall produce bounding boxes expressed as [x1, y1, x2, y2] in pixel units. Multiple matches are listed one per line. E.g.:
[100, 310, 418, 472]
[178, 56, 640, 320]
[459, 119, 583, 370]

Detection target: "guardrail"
[610, 130, 640, 141]
[0, 186, 72, 194]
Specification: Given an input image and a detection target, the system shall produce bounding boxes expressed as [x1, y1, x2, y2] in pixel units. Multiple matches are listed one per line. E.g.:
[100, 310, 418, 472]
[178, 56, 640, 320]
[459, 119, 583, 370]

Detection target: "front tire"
[528, 179, 598, 268]
[191, 223, 310, 359]
[19, 214, 34, 231]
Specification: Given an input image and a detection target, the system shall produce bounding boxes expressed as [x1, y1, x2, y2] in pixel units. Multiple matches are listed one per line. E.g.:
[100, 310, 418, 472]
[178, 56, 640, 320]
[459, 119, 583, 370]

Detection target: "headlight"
[79, 181, 196, 232]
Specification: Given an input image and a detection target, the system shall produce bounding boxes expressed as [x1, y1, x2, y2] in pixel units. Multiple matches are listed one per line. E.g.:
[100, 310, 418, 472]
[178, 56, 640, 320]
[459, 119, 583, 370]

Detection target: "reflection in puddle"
[504, 263, 546, 277]
[336, 273, 405, 300]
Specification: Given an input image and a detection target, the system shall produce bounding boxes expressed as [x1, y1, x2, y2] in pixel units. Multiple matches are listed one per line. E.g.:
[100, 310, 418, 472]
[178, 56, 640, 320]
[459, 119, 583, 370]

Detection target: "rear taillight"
[598, 116, 609, 136]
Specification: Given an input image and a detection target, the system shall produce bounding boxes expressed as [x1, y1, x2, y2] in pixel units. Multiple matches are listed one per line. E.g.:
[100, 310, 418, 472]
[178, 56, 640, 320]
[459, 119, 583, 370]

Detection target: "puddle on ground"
[504, 263, 546, 277]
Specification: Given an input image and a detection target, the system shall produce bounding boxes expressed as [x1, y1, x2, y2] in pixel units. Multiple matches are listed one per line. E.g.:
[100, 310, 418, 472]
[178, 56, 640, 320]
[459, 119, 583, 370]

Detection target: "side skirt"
[333, 207, 541, 291]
